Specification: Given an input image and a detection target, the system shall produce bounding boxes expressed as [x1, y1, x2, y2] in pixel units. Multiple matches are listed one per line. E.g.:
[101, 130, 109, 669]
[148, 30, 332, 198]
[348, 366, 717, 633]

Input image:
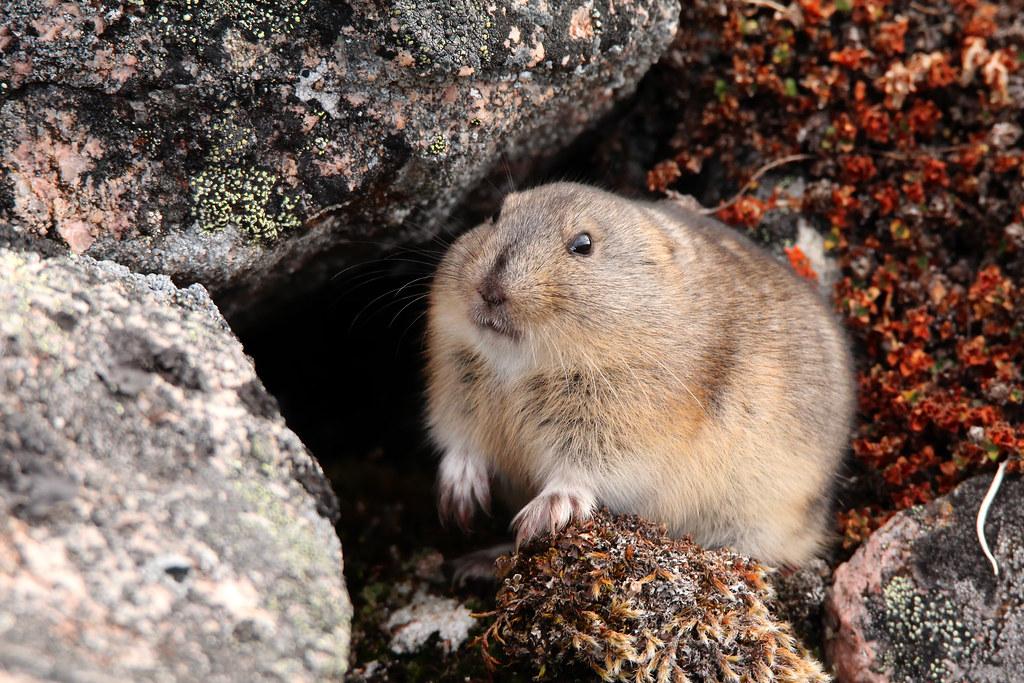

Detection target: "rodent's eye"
[568, 232, 593, 256]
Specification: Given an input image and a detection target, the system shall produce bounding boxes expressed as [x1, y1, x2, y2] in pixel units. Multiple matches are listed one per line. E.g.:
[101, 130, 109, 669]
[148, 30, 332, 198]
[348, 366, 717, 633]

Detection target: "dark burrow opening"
[231, 74, 692, 676]
[230, 94, 676, 677]
[236, 240, 491, 676]
[230, 61, 873, 675]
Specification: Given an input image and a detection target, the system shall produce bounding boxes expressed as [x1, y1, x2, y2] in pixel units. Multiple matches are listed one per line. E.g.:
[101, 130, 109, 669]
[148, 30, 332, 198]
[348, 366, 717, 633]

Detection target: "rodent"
[425, 182, 855, 566]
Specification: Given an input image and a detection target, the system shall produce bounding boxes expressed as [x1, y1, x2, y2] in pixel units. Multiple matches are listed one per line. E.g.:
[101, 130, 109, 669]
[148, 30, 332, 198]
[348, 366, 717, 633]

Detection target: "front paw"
[437, 449, 490, 532]
[511, 488, 595, 550]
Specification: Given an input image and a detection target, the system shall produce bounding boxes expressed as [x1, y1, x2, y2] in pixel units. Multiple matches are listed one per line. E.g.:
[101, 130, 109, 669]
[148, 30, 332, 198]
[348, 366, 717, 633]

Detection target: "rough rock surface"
[825, 474, 1023, 683]
[0, 249, 351, 681]
[0, 0, 679, 315]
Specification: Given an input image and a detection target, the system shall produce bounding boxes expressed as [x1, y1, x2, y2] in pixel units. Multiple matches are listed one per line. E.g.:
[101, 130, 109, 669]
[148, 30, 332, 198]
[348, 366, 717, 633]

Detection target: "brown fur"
[425, 182, 855, 566]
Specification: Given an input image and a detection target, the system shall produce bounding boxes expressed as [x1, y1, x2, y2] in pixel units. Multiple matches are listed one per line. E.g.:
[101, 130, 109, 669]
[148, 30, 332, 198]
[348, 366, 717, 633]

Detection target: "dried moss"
[482, 510, 827, 682]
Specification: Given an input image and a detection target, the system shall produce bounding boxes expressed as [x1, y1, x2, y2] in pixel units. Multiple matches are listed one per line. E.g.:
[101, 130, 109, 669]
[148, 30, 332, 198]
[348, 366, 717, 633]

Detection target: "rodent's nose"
[477, 278, 507, 307]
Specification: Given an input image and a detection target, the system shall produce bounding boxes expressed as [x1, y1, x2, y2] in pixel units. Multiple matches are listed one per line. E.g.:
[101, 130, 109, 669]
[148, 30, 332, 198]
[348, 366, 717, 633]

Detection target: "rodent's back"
[642, 199, 855, 558]
[649, 200, 854, 437]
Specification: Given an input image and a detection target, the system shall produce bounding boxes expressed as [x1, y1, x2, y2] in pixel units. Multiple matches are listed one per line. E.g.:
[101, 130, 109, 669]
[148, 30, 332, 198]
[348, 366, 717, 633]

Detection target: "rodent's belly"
[474, 373, 831, 560]
[483, 404, 728, 520]
[490, 411, 773, 549]
[594, 455, 718, 523]
[472, 394, 552, 494]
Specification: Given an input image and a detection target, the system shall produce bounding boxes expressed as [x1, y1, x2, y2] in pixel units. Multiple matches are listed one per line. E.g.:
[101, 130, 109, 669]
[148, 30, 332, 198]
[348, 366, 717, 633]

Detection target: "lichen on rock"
[482, 510, 828, 682]
[191, 164, 302, 241]
[384, 588, 476, 655]
[0, 0, 680, 316]
[0, 247, 351, 681]
[154, 0, 310, 45]
[826, 474, 1024, 683]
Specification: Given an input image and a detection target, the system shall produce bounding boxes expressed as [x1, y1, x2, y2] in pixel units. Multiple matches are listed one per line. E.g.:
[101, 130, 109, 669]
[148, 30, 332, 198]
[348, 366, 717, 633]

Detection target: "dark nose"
[477, 277, 506, 307]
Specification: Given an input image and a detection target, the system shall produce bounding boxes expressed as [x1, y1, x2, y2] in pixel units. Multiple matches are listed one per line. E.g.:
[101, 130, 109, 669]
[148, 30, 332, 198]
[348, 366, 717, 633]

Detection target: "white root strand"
[976, 460, 1008, 578]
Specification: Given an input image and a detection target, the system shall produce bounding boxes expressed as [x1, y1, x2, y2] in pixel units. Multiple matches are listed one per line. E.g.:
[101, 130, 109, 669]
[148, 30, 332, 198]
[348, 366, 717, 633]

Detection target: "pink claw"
[437, 450, 490, 532]
[511, 488, 595, 550]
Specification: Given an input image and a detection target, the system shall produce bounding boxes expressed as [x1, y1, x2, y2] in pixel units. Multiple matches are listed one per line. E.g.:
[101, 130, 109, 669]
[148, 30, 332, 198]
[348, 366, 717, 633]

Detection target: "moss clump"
[482, 510, 828, 682]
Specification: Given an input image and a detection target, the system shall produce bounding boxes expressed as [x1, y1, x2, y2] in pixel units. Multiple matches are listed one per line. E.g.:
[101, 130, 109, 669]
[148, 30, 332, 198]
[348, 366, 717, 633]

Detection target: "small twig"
[743, 0, 802, 24]
[698, 154, 814, 216]
[304, 201, 348, 225]
[910, 1, 946, 16]
[976, 460, 1008, 577]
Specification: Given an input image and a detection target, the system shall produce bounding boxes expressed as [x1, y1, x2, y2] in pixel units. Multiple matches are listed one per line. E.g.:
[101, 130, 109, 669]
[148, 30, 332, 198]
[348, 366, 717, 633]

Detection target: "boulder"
[0, 249, 351, 681]
[0, 0, 679, 316]
[825, 473, 1023, 683]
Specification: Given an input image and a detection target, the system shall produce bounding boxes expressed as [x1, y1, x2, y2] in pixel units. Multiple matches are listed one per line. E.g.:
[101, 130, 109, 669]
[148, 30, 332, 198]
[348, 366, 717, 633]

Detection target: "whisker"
[399, 309, 430, 349]
[377, 288, 433, 313]
[389, 293, 431, 328]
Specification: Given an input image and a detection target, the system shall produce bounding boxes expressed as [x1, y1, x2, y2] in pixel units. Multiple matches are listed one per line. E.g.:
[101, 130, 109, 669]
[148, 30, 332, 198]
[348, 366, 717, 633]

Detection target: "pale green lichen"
[233, 476, 350, 675]
[879, 575, 971, 682]
[189, 113, 302, 241]
[235, 478, 332, 580]
[190, 165, 301, 241]
[154, 0, 309, 43]
[309, 134, 330, 157]
[427, 134, 448, 156]
[205, 118, 256, 164]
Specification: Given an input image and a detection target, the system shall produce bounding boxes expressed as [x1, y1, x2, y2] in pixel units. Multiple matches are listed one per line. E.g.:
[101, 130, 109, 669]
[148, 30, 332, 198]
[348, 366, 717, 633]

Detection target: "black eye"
[568, 232, 592, 256]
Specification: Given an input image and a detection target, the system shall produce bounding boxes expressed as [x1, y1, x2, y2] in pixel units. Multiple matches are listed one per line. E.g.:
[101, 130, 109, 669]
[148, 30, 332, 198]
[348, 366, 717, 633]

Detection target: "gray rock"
[825, 473, 1024, 683]
[0, 249, 351, 682]
[0, 0, 679, 316]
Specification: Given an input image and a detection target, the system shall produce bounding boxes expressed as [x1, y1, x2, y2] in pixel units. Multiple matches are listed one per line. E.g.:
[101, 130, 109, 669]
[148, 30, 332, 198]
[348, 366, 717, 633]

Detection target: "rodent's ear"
[660, 230, 678, 257]
[645, 213, 680, 258]
[643, 205, 692, 259]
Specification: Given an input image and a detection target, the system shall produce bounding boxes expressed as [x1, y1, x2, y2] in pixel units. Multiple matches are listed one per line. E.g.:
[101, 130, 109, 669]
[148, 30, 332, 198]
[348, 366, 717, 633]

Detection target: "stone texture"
[0, 249, 351, 681]
[0, 0, 679, 316]
[825, 474, 1023, 683]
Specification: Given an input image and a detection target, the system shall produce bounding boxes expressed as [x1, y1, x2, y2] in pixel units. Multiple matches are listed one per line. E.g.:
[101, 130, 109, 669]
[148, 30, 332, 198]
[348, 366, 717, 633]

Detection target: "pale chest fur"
[439, 343, 709, 499]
